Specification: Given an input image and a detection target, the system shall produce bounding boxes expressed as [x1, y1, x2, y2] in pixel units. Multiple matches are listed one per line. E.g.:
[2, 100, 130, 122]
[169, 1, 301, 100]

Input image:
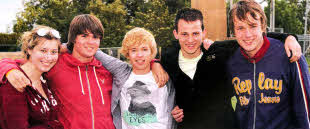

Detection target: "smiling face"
[173, 19, 205, 59]
[28, 39, 59, 73]
[128, 43, 152, 75]
[72, 31, 100, 63]
[233, 13, 264, 57]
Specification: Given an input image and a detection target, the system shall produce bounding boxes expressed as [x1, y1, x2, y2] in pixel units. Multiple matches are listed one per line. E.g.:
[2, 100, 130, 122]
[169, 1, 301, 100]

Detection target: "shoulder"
[267, 37, 286, 53]
[268, 37, 283, 46]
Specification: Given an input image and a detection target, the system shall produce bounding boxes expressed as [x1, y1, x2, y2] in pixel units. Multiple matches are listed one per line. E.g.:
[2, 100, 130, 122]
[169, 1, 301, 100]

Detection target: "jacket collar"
[61, 52, 102, 67]
[240, 36, 270, 63]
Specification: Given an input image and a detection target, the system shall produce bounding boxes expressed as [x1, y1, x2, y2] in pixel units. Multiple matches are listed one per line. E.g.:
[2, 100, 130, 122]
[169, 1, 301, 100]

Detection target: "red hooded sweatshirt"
[0, 53, 115, 129]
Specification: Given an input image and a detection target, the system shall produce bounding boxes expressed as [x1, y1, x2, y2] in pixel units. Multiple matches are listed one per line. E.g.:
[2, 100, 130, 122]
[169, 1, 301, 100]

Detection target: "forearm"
[95, 50, 129, 75]
[0, 59, 19, 84]
[267, 32, 298, 43]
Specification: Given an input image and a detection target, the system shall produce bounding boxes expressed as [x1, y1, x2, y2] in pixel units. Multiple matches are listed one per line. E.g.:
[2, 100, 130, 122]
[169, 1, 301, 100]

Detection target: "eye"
[41, 49, 47, 53]
[143, 48, 148, 51]
[81, 34, 87, 37]
[250, 25, 257, 28]
[236, 27, 244, 31]
[52, 50, 58, 54]
[193, 32, 200, 36]
[181, 33, 188, 36]
[94, 34, 101, 39]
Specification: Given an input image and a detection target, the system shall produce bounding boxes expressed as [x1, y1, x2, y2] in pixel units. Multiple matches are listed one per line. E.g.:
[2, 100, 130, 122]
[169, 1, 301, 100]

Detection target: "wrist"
[6, 69, 16, 78]
[150, 59, 160, 68]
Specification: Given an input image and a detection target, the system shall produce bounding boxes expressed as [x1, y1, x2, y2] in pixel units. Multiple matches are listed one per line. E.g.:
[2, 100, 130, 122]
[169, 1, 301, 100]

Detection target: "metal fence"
[297, 34, 310, 55]
[100, 47, 126, 60]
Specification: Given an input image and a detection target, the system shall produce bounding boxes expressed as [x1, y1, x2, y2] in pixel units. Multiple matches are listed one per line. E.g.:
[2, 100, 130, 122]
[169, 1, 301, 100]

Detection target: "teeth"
[41, 62, 50, 66]
[136, 60, 145, 63]
[186, 44, 194, 48]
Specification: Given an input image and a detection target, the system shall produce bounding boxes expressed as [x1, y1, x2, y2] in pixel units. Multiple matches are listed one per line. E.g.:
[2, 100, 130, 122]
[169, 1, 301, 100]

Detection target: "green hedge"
[0, 33, 20, 45]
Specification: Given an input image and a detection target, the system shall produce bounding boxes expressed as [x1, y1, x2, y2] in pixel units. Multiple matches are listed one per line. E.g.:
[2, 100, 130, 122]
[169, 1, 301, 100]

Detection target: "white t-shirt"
[120, 71, 169, 129]
[178, 50, 203, 80]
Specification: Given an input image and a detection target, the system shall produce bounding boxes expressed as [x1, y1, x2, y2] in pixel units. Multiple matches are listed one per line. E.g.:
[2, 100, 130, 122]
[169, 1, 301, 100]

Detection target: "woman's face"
[28, 39, 59, 73]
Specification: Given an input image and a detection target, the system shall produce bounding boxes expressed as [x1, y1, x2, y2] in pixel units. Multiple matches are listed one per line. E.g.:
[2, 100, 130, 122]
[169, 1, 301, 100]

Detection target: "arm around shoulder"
[95, 50, 130, 75]
[0, 58, 20, 84]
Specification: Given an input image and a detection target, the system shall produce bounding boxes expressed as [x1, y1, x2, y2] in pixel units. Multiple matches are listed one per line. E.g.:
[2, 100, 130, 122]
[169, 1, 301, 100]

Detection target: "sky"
[0, 0, 266, 33]
[0, 0, 23, 33]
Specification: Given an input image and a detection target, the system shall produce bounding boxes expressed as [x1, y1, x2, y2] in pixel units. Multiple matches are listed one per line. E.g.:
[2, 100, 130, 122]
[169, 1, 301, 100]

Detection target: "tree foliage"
[14, 0, 74, 43]
[12, 0, 180, 48]
[88, 0, 128, 47]
[264, 0, 305, 34]
[130, 0, 176, 47]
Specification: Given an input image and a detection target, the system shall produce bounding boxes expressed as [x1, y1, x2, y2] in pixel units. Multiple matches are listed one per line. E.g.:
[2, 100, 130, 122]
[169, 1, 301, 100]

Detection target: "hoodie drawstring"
[93, 66, 105, 105]
[77, 66, 85, 95]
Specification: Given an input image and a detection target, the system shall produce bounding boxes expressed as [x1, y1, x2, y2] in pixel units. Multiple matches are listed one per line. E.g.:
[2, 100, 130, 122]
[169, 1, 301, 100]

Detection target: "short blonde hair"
[20, 25, 61, 59]
[120, 27, 157, 59]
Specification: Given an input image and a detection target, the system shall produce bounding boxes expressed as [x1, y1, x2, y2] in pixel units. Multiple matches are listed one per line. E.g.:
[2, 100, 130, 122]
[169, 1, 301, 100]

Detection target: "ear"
[202, 28, 207, 39]
[173, 29, 179, 40]
[27, 49, 33, 56]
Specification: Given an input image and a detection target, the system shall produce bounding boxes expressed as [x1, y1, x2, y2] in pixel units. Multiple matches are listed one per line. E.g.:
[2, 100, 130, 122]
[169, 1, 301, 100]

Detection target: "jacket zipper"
[253, 60, 256, 129]
[85, 65, 95, 129]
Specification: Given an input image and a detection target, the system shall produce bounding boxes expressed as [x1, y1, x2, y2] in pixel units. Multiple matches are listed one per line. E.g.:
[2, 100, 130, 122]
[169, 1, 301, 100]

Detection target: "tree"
[130, 0, 176, 48]
[13, 0, 74, 43]
[88, 0, 129, 47]
[264, 0, 304, 34]
[165, 0, 190, 14]
[13, 0, 128, 47]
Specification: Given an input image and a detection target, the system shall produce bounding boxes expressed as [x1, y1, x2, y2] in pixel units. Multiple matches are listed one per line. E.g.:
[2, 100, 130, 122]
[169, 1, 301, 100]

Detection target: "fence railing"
[297, 34, 310, 55]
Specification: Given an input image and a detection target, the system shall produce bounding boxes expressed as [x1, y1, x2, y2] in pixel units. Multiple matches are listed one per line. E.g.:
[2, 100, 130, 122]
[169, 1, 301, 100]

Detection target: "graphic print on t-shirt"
[123, 81, 157, 126]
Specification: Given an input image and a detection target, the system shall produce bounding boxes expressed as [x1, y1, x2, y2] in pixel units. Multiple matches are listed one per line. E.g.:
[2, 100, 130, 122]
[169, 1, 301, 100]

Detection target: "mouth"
[185, 44, 196, 49]
[243, 40, 254, 45]
[135, 59, 146, 65]
[41, 61, 53, 67]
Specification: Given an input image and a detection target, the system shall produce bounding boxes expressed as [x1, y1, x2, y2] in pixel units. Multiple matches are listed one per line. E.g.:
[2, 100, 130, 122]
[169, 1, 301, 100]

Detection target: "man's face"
[72, 30, 100, 62]
[173, 19, 205, 59]
[128, 43, 152, 75]
[234, 13, 264, 57]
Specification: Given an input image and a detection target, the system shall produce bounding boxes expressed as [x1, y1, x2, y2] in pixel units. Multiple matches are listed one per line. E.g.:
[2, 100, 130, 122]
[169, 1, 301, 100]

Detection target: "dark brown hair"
[175, 8, 204, 32]
[67, 14, 104, 51]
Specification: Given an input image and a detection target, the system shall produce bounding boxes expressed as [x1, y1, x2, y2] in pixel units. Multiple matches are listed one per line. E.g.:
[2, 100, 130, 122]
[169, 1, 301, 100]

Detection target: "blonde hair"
[20, 25, 61, 59]
[120, 27, 157, 59]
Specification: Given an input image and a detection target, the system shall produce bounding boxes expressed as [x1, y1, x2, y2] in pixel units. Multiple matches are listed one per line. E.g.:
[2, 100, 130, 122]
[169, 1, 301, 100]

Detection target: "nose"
[244, 28, 252, 38]
[137, 51, 143, 57]
[44, 52, 56, 61]
[188, 35, 194, 42]
[88, 37, 98, 44]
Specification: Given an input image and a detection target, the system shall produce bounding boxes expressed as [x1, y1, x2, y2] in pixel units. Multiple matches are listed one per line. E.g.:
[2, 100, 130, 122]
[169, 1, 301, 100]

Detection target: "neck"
[132, 68, 150, 75]
[247, 39, 264, 58]
[20, 61, 42, 82]
[181, 48, 201, 59]
[72, 49, 93, 63]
